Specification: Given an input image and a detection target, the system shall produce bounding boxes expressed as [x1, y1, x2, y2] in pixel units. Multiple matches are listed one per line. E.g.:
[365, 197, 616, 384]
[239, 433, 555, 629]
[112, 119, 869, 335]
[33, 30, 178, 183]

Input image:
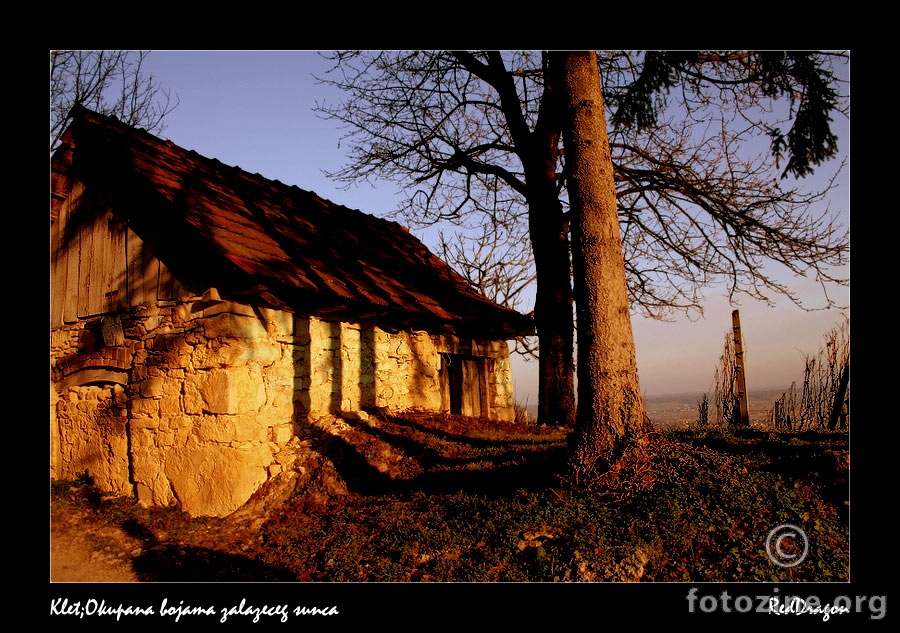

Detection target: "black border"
[45, 46, 884, 629]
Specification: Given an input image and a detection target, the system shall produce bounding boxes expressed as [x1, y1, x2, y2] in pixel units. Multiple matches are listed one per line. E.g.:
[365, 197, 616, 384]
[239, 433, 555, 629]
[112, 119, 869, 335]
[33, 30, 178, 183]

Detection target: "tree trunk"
[527, 178, 576, 428]
[521, 59, 577, 429]
[554, 50, 648, 482]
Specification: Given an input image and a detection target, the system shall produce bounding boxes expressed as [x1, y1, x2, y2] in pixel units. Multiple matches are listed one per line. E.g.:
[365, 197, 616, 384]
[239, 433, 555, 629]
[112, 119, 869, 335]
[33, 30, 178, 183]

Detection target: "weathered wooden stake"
[731, 310, 751, 426]
[827, 363, 850, 430]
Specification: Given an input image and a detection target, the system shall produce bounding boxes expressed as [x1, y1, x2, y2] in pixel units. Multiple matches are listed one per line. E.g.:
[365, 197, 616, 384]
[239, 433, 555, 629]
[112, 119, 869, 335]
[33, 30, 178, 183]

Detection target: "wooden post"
[827, 363, 850, 431]
[731, 310, 751, 426]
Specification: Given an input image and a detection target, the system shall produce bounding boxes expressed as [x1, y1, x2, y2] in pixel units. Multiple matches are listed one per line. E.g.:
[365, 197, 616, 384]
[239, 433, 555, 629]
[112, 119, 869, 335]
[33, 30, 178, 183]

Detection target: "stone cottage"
[50, 106, 533, 517]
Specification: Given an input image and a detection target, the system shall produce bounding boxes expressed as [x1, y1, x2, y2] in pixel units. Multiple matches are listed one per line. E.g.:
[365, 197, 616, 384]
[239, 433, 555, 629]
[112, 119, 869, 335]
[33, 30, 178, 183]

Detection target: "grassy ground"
[50, 412, 848, 583]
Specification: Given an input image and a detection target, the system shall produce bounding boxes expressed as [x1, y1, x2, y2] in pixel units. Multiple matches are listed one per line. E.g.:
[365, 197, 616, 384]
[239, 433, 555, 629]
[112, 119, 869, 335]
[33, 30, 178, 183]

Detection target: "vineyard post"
[731, 310, 750, 426]
[827, 363, 850, 430]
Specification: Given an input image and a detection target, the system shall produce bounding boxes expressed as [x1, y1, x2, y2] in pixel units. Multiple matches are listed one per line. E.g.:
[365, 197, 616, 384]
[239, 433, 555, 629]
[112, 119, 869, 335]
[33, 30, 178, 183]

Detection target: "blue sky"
[137, 50, 850, 401]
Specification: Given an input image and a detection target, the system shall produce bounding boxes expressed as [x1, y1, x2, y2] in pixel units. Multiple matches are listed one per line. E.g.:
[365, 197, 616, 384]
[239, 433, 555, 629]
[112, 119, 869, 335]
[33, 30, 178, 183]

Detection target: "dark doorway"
[446, 355, 488, 419]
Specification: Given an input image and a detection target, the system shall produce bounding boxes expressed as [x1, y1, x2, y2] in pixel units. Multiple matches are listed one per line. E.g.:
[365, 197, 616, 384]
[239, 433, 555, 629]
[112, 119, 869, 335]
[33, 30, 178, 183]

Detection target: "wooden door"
[447, 355, 486, 419]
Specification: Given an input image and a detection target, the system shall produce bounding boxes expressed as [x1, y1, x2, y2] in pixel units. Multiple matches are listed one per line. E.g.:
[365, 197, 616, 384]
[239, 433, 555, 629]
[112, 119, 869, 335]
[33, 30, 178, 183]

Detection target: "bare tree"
[437, 221, 538, 358]
[313, 50, 849, 432]
[317, 51, 577, 425]
[50, 50, 178, 153]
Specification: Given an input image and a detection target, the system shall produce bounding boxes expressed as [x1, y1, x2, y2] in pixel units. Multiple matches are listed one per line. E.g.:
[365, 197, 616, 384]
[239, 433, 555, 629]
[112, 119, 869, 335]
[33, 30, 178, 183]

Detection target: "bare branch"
[313, 50, 849, 320]
[51, 50, 179, 153]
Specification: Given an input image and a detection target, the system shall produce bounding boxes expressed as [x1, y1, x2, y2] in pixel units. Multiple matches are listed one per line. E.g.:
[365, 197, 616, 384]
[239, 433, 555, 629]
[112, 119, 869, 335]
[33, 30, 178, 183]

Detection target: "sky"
[133, 50, 849, 401]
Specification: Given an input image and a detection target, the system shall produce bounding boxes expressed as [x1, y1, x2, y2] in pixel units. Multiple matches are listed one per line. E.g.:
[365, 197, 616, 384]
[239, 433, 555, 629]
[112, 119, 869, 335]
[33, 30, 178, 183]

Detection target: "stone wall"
[51, 297, 517, 517]
[301, 323, 515, 422]
[54, 383, 132, 496]
[373, 329, 443, 413]
[52, 300, 297, 517]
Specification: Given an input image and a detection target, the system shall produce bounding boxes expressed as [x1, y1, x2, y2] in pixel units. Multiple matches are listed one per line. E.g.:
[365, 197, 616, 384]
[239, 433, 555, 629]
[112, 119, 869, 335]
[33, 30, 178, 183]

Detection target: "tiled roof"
[51, 106, 534, 339]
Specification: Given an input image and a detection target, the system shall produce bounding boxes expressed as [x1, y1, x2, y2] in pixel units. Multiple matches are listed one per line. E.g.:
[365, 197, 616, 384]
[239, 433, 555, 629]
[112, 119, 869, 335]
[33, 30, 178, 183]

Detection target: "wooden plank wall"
[51, 179, 173, 327]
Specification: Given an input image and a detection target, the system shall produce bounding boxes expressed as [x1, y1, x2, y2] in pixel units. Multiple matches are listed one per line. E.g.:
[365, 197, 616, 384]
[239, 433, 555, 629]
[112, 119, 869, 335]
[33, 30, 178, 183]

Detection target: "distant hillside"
[643, 388, 788, 404]
[523, 388, 789, 429]
[644, 388, 788, 429]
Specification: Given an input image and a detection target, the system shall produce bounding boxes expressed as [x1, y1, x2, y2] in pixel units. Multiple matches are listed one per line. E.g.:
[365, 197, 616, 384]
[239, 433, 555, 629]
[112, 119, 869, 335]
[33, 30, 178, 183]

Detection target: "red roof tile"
[52, 106, 534, 339]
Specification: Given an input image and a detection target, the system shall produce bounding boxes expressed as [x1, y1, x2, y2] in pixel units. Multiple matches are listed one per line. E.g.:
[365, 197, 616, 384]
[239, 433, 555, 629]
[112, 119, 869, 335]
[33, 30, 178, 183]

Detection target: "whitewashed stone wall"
[51, 298, 517, 517]
[373, 329, 443, 413]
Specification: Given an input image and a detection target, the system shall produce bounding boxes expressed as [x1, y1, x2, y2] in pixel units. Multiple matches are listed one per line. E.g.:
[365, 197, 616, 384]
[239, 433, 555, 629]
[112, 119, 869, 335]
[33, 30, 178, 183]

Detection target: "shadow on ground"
[120, 519, 295, 581]
[129, 544, 296, 581]
[305, 411, 571, 497]
[314, 432, 570, 497]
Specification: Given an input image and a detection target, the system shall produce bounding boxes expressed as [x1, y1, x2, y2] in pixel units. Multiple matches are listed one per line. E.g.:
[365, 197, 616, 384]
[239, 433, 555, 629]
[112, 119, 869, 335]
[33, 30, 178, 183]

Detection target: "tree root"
[558, 429, 674, 503]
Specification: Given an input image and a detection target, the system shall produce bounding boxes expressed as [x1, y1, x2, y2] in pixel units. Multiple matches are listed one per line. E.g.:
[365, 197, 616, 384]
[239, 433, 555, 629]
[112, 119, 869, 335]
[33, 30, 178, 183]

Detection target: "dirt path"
[50, 504, 141, 583]
[49, 485, 286, 583]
